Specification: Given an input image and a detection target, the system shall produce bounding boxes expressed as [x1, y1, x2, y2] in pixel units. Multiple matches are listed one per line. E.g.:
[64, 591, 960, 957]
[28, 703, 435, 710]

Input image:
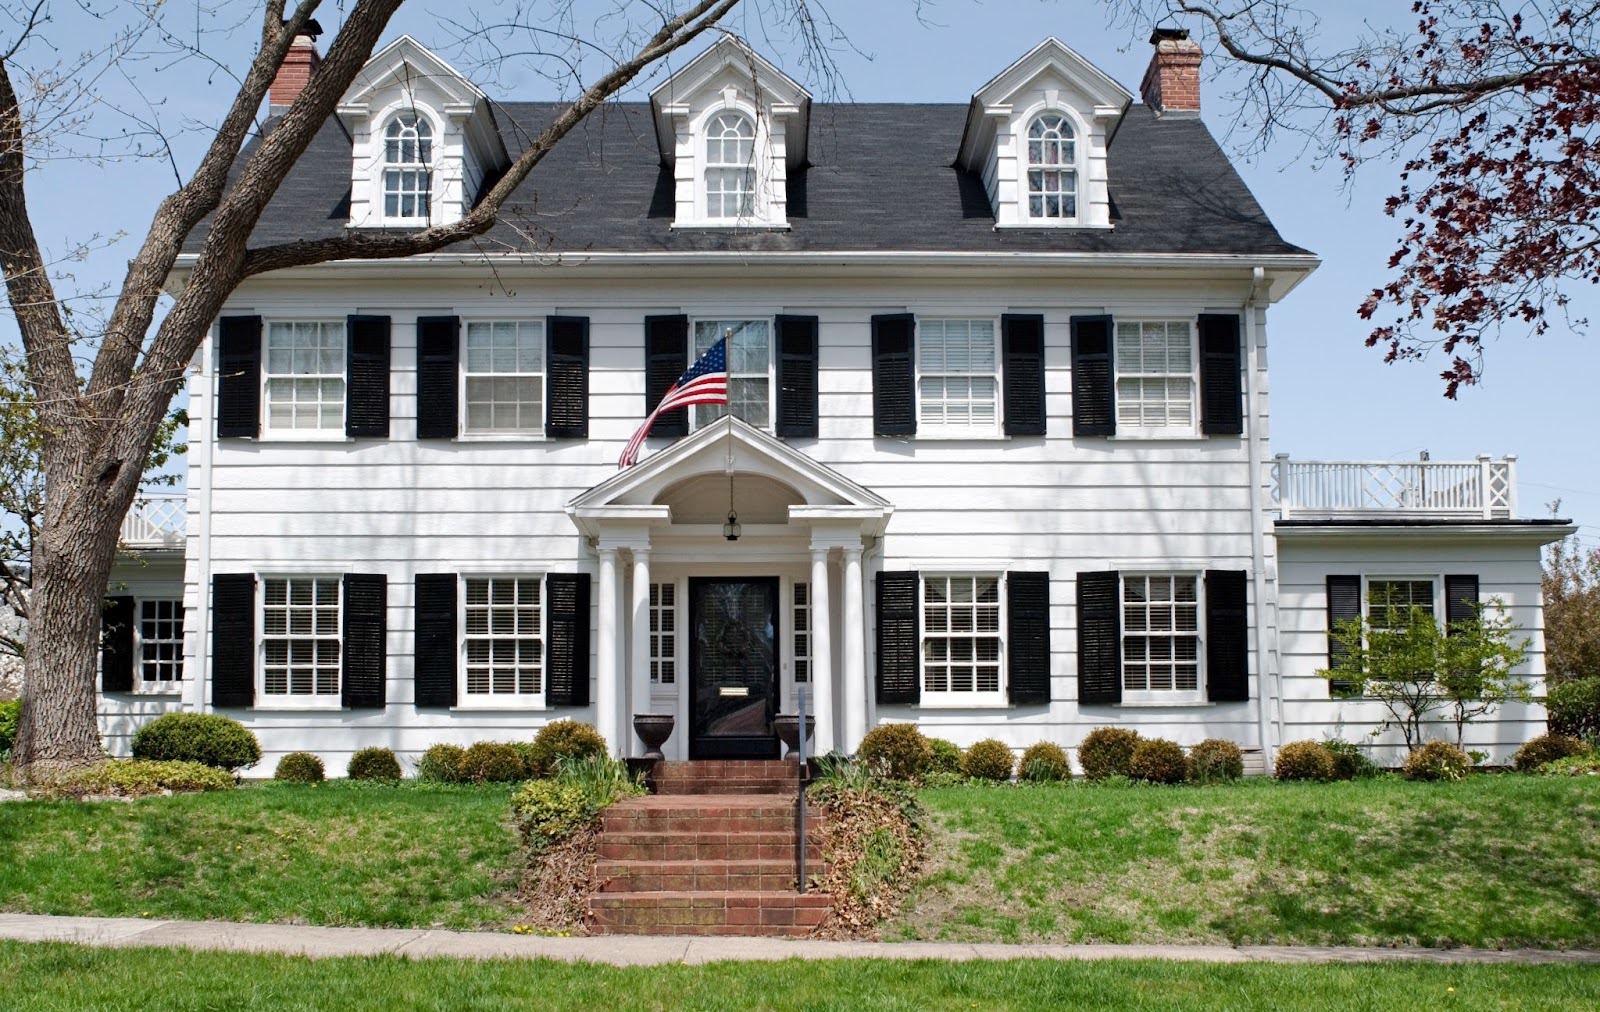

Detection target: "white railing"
[121, 493, 186, 548]
[1273, 454, 1517, 520]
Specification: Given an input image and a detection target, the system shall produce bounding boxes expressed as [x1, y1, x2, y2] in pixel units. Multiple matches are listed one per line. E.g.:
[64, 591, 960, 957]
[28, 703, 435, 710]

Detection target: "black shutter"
[342, 574, 387, 709]
[546, 315, 589, 439]
[101, 595, 135, 693]
[212, 573, 256, 708]
[1070, 315, 1115, 436]
[1076, 571, 1122, 704]
[1198, 314, 1244, 436]
[876, 571, 920, 704]
[775, 314, 819, 438]
[871, 313, 916, 436]
[216, 316, 262, 438]
[1445, 574, 1480, 631]
[346, 315, 391, 438]
[1205, 570, 1249, 702]
[545, 572, 591, 707]
[644, 315, 690, 438]
[416, 316, 460, 440]
[1007, 572, 1051, 705]
[1327, 574, 1361, 695]
[414, 574, 457, 708]
[1002, 314, 1046, 437]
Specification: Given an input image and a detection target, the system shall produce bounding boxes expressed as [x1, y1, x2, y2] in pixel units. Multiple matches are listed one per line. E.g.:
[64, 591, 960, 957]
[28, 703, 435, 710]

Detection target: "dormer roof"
[338, 34, 490, 115]
[649, 35, 812, 169]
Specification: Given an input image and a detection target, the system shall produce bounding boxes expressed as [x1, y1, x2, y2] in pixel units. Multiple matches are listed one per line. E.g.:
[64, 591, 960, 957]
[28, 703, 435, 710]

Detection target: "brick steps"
[651, 759, 805, 795]
[595, 859, 805, 893]
[596, 830, 824, 863]
[589, 890, 834, 936]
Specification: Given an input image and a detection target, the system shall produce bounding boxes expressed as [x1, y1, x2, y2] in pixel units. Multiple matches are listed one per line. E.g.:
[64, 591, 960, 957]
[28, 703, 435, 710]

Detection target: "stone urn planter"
[632, 713, 675, 761]
[773, 714, 816, 759]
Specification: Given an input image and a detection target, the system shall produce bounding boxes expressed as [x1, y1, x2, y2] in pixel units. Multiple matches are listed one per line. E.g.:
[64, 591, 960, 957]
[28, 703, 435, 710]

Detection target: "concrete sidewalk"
[2, 913, 1598, 967]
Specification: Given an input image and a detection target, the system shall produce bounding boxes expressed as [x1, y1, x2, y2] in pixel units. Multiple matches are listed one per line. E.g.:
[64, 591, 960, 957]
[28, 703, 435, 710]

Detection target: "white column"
[629, 548, 653, 755]
[596, 546, 620, 757]
[809, 547, 836, 755]
[841, 544, 867, 751]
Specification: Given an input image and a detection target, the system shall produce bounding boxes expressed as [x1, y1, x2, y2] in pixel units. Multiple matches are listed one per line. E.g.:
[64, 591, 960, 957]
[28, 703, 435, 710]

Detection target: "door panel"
[689, 577, 779, 759]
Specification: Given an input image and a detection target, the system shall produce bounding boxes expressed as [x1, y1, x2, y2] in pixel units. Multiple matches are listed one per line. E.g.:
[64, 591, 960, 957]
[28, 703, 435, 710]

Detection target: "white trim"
[255, 574, 345, 706]
[457, 316, 548, 438]
[1016, 103, 1087, 228]
[1119, 571, 1206, 706]
[919, 571, 1008, 706]
[458, 572, 548, 709]
[912, 313, 1004, 438]
[260, 318, 347, 436]
[131, 597, 186, 694]
[1111, 316, 1199, 439]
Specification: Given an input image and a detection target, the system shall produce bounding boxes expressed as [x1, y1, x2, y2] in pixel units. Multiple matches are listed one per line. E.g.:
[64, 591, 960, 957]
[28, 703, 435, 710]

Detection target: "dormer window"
[382, 111, 433, 222]
[1026, 114, 1077, 220]
[704, 113, 756, 219]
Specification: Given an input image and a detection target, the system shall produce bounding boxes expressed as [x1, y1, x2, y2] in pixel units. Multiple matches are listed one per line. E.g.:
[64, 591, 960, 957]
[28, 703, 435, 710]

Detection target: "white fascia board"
[1274, 523, 1575, 546]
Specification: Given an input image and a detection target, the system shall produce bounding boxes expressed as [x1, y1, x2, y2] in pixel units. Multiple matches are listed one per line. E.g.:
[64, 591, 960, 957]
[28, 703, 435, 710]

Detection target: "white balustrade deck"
[1273, 455, 1517, 520]
[120, 494, 186, 549]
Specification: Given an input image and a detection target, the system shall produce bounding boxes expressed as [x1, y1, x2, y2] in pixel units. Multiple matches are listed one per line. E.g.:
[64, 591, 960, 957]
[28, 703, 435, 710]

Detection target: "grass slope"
[0, 781, 520, 930]
[894, 776, 1600, 948]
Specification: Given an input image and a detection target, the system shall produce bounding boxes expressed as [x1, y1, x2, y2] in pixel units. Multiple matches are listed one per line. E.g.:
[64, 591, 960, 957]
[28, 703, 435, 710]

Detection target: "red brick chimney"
[269, 33, 322, 111]
[1140, 27, 1202, 115]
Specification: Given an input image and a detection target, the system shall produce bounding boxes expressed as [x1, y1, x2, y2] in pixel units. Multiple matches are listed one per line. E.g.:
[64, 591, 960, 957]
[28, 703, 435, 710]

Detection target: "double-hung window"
[382, 111, 433, 222]
[463, 577, 543, 700]
[265, 322, 345, 432]
[1366, 577, 1436, 630]
[704, 112, 756, 219]
[138, 599, 184, 690]
[1122, 574, 1202, 703]
[649, 583, 676, 686]
[463, 320, 544, 435]
[692, 318, 771, 428]
[1114, 320, 1195, 434]
[918, 318, 999, 432]
[922, 575, 1004, 703]
[262, 577, 342, 700]
[1026, 113, 1077, 221]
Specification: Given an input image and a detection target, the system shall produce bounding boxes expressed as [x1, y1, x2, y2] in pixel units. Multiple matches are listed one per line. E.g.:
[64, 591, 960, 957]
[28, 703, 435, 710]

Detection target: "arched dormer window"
[704, 112, 755, 219]
[383, 111, 434, 222]
[1026, 113, 1077, 220]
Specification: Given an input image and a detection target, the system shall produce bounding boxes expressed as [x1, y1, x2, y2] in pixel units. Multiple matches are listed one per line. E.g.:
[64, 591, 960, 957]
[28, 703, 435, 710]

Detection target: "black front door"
[689, 577, 780, 759]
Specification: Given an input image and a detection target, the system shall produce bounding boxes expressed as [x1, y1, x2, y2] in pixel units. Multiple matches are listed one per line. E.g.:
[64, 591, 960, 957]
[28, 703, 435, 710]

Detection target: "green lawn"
[891, 775, 1600, 948]
[4, 942, 1599, 1011]
[0, 781, 521, 929]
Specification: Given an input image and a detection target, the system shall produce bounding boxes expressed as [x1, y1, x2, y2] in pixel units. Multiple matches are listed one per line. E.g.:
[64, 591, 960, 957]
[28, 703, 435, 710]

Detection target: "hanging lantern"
[723, 469, 741, 541]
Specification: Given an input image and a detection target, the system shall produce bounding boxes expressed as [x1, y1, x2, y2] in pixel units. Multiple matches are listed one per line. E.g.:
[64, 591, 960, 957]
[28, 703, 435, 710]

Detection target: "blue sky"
[16, 0, 1595, 544]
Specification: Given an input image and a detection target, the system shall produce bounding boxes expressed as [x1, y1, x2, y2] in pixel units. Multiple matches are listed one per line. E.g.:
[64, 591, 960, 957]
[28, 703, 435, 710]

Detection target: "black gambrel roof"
[187, 101, 1311, 257]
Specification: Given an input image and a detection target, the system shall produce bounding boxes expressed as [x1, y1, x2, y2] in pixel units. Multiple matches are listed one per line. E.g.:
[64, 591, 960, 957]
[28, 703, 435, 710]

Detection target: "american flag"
[619, 336, 728, 467]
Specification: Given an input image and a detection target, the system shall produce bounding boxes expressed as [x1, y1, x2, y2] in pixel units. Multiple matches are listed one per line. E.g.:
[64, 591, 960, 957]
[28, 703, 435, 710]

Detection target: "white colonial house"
[98, 30, 1569, 774]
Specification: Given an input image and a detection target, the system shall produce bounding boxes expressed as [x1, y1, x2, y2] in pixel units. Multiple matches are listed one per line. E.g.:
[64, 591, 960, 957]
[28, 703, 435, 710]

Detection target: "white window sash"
[914, 317, 1002, 436]
[459, 320, 547, 437]
[1120, 573, 1205, 705]
[919, 573, 1007, 704]
[1112, 319, 1198, 437]
[261, 320, 346, 435]
[133, 598, 185, 693]
[256, 575, 344, 709]
[689, 316, 773, 431]
[458, 575, 547, 706]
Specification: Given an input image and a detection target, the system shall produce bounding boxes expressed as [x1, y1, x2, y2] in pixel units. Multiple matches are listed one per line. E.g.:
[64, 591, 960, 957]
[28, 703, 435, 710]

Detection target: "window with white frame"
[1026, 114, 1077, 220]
[922, 575, 1003, 701]
[1114, 319, 1195, 432]
[383, 111, 433, 222]
[704, 112, 756, 219]
[692, 318, 771, 428]
[650, 582, 676, 685]
[1122, 574, 1201, 700]
[463, 577, 543, 699]
[793, 582, 810, 683]
[138, 599, 184, 689]
[262, 577, 341, 698]
[265, 321, 345, 432]
[463, 321, 544, 435]
[1367, 577, 1436, 629]
[918, 318, 998, 430]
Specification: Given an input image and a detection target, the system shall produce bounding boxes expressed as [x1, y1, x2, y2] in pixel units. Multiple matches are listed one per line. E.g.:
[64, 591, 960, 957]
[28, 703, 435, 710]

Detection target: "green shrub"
[1536, 753, 1600, 776]
[1128, 737, 1188, 784]
[1018, 742, 1072, 782]
[527, 720, 608, 777]
[46, 759, 234, 799]
[1513, 732, 1589, 773]
[459, 742, 529, 783]
[857, 723, 934, 782]
[961, 739, 1015, 782]
[1548, 678, 1600, 739]
[509, 741, 538, 777]
[1323, 739, 1383, 780]
[1078, 727, 1139, 781]
[511, 780, 595, 853]
[130, 713, 261, 772]
[1274, 740, 1336, 782]
[1403, 740, 1472, 782]
[0, 699, 18, 758]
[1187, 738, 1244, 784]
[926, 737, 962, 776]
[552, 753, 644, 805]
[347, 747, 402, 781]
[416, 743, 466, 783]
[274, 752, 325, 783]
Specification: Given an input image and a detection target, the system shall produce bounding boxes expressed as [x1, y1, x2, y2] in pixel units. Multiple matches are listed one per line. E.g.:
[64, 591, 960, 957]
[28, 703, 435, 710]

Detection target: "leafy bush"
[1187, 738, 1244, 784]
[926, 737, 962, 776]
[130, 712, 261, 772]
[1403, 740, 1473, 782]
[459, 742, 529, 783]
[347, 747, 402, 781]
[1078, 727, 1139, 781]
[0, 699, 18, 758]
[1513, 733, 1589, 772]
[511, 754, 642, 853]
[527, 720, 607, 777]
[1548, 678, 1600, 739]
[960, 739, 1015, 782]
[1536, 753, 1600, 777]
[274, 752, 325, 783]
[417, 743, 466, 783]
[1274, 740, 1336, 782]
[1323, 739, 1382, 780]
[509, 741, 539, 777]
[1018, 742, 1072, 782]
[552, 753, 644, 803]
[45, 759, 234, 799]
[857, 723, 933, 782]
[1128, 737, 1188, 784]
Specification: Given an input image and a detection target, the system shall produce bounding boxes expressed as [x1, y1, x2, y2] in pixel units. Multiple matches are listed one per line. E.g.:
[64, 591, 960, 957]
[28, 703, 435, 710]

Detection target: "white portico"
[568, 418, 892, 760]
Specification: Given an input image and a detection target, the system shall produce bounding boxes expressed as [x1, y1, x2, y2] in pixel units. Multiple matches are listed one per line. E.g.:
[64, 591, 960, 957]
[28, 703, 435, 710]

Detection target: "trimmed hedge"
[926, 737, 962, 776]
[347, 747, 402, 781]
[131, 713, 261, 772]
[1129, 737, 1188, 785]
[527, 720, 608, 778]
[1513, 733, 1589, 773]
[1548, 678, 1600, 739]
[1078, 727, 1139, 781]
[460, 741, 529, 783]
[1275, 740, 1336, 782]
[417, 743, 467, 783]
[961, 739, 1015, 782]
[1018, 742, 1072, 782]
[1188, 738, 1244, 784]
[274, 752, 325, 783]
[858, 723, 934, 782]
[1403, 740, 1472, 782]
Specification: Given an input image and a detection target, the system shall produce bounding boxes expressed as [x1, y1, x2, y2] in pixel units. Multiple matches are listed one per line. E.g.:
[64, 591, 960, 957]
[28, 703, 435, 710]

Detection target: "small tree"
[1543, 531, 1600, 685]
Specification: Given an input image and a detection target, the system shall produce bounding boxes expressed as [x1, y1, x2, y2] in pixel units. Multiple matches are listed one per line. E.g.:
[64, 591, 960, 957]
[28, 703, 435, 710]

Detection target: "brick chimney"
[1140, 27, 1202, 115]
[269, 33, 322, 111]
